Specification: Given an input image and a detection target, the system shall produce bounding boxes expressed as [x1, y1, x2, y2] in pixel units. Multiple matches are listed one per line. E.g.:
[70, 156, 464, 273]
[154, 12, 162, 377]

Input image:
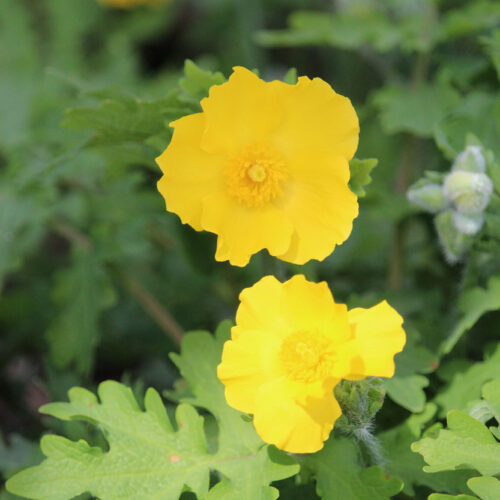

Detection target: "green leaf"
[283, 67, 297, 85]
[8, 323, 298, 500]
[349, 158, 378, 197]
[379, 404, 473, 496]
[481, 379, 500, 421]
[62, 89, 194, 147]
[255, 7, 439, 53]
[170, 321, 299, 498]
[440, 276, 500, 354]
[442, 1, 500, 39]
[435, 345, 500, 416]
[0, 189, 46, 289]
[411, 410, 500, 476]
[304, 437, 403, 500]
[384, 374, 429, 412]
[7, 385, 210, 500]
[45, 248, 116, 375]
[0, 0, 38, 148]
[468, 476, 500, 500]
[433, 92, 500, 159]
[481, 30, 500, 81]
[429, 494, 477, 500]
[179, 59, 225, 102]
[373, 83, 460, 137]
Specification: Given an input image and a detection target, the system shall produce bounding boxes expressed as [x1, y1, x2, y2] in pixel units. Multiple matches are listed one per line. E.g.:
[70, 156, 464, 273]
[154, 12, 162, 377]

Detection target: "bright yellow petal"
[156, 113, 225, 231]
[200, 67, 282, 154]
[233, 276, 288, 338]
[346, 301, 406, 379]
[280, 275, 351, 344]
[277, 153, 358, 264]
[200, 193, 293, 267]
[217, 329, 282, 414]
[253, 377, 341, 453]
[271, 76, 359, 160]
[233, 275, 350, 346]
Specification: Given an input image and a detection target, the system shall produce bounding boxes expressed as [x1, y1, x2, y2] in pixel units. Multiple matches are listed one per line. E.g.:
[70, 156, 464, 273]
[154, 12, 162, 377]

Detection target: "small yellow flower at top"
[156, 67, 359, 266]
[98, 0, 164, 8]
[217, 275, 405, 453]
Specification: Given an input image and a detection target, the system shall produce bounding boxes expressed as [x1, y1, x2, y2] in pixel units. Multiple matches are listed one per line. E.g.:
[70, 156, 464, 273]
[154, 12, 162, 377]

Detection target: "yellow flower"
[217, 275, 405, 453]
[156, 67, 359, 266]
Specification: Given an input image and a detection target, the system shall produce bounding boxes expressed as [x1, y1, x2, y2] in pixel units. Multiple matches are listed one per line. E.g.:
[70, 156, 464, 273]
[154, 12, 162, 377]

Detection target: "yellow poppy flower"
[156, 67, 359, 266]
[217, 275, 405, 453]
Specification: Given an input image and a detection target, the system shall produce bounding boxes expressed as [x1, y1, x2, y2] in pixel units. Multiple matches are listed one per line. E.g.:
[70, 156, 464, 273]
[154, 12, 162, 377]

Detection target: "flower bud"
[443, 171, 493, 214]
[452, 145, 486, 173]
[451, 211, 484, 236]
[407, 183, 448, 213]
[434, 210, 474, 263]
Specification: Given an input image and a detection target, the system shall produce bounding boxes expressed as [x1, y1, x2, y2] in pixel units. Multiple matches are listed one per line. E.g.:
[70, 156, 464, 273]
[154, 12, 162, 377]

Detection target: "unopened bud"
[407, 183, 448, 213]
[443, 171, 493, 214]
[452, 145, 487, 173]
[452, 211, 484, 236]
[435, 210, 474, 263]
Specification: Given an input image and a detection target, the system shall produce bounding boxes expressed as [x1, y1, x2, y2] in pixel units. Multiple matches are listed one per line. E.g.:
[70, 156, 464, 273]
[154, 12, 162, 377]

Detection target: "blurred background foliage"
[1, 0, 500, 499]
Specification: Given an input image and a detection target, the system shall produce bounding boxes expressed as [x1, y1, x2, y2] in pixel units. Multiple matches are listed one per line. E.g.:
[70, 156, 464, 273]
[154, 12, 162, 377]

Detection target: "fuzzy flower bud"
[443, 170, 493, 214]
[434, 210, 474, 263]
[451, 211, 484, 236]
[407, 183, 448, 213]
[452, 145, 487, 173]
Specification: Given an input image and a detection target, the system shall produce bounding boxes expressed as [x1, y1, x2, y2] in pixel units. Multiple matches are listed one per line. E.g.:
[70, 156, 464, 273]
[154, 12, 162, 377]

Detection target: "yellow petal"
[233, 276, 288, 338]
[200, 67, 282, 154]
[233, 275, 351, 345]
[201, 193, 293, 267]
[346, 301, 406, 379]
[217, 329, 282, 414]
[280, 275, 351, 344]
[277, 153, 358, 264]
[156, 113, 225, 231]
[271, 76, 359, 161]
[253, 377, 341, 453]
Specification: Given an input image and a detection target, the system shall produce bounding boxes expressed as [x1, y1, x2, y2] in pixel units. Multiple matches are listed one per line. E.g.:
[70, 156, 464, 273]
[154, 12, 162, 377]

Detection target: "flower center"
[225, 145, 287, 207]
[279, 331, 335, 383]
[247, 164, 267, 183]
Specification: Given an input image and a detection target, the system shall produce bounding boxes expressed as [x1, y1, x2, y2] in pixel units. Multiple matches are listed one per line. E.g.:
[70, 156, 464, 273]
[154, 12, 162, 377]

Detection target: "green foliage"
[3, 0, 500, 499]
[385, 375, 429, 413]
[304, 437, 403, 500]
[414, 379, 500, 500]
[379, 404, 474, 496]
[482, 30, 500, 80]
[434, 93, 500, 159]
[7, 324, 298, 500]
[412, 409, 500, 476]
[441, 276, 500, 354]
[45, 248, 116, 374]
[179, 59, 226, 102]
[412, 379, 500, 476]
[429, 495, 477, 500]
[62, 90, 191, 148]
[256, 3, 441, 53]
[467, 476, 500, 500]
[373, 83, 460, 138]
[435, 345, 500, 416]
[0, 436, 38, 475]
[349, 158, 378, 197]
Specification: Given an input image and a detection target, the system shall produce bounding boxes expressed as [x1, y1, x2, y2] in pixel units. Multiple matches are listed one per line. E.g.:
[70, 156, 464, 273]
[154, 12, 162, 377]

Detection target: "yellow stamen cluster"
[225, 145, 288, 207]
[279, 331, 335, 383]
